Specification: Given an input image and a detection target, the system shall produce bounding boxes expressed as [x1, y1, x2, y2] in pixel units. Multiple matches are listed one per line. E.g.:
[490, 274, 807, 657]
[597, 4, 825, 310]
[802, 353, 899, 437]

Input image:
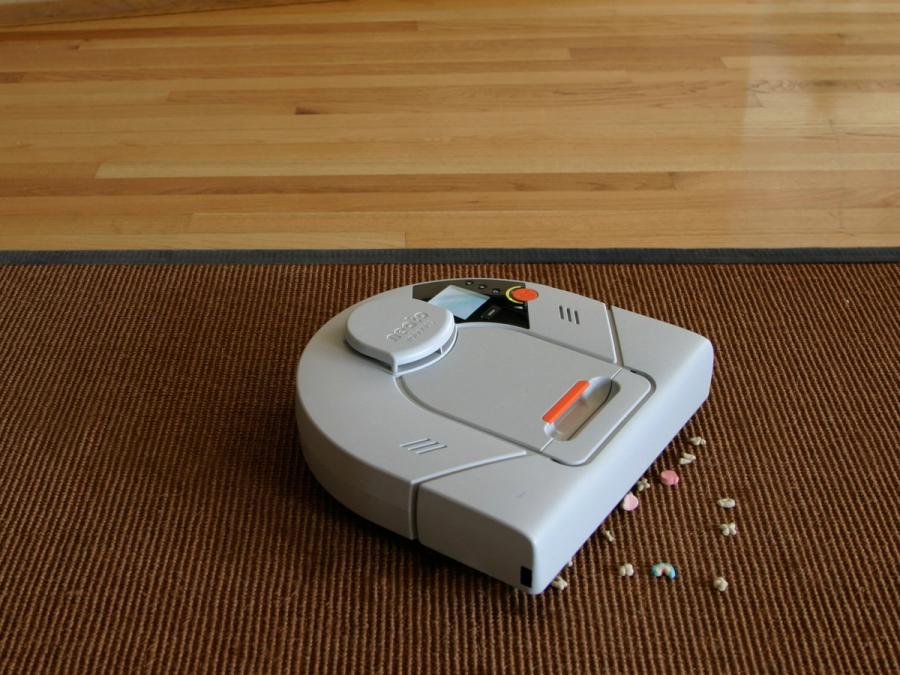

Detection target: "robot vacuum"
[295, 278, 713, 593]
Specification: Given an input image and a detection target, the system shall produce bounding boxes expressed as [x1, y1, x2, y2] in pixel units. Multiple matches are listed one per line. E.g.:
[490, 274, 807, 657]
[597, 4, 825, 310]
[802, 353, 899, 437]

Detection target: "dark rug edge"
[1, 248, 898, 266]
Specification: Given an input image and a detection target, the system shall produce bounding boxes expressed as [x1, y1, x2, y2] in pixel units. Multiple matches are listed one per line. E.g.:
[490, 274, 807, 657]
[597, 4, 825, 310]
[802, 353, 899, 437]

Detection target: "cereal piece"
[602, 529, 615, 543]
[619, 563, 635, 577]
[621, 492, 639, 511]
[660, 469, 680, 486]
[688, 436, 707, 446]
[636, 478, 651, 492]
[651, 562, 677, 580]
[567, 559, 574, 568]
[713, 576, 729, 592]
[551, 576, 568, 591]
[717, 497, 736, 509]
[678, 452, 696, 466]
[719, 522, 738, 537]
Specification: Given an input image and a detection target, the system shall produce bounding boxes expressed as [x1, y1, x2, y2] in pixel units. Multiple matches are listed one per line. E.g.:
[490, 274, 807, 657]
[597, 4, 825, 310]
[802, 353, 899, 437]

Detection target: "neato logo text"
[386, 312, 431, 342]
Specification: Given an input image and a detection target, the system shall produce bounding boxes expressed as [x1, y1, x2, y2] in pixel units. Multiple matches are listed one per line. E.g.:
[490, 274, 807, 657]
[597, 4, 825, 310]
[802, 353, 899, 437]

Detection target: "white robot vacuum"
[295, 278, 713, 593]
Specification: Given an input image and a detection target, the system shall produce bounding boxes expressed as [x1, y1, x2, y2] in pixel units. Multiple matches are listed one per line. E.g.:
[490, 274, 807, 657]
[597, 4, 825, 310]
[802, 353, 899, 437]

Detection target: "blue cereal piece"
[651, 562, 677, 580]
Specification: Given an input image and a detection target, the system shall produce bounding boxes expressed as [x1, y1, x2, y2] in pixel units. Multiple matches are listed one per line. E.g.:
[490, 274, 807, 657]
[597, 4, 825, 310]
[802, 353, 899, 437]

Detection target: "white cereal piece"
[636, 478, 651, 492]
[717, 497, 736, 509]
[602, 529, 615, 543]
[713, 576, 729, 592]
[618, 563, 635, 577]
[551, 576, 568, 591]
[567, 558, 574, 568]
[719, 522, 738, 537]
[679, 452, 697, 465]
[688, 436, 707, 447]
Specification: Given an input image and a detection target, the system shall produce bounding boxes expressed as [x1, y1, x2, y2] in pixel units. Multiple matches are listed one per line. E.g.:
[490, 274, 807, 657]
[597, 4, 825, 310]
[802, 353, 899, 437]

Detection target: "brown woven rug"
[1, 262, 897, 673]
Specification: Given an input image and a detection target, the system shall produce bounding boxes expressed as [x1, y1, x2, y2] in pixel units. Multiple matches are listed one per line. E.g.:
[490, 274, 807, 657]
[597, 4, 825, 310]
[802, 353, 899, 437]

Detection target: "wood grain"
[0, 0, 898, 250]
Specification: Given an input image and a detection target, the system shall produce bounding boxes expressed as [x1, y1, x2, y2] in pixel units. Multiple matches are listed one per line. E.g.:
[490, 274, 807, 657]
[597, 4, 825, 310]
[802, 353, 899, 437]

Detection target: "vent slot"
[399, 437, 447, 454]
[558, 305, 581, 324]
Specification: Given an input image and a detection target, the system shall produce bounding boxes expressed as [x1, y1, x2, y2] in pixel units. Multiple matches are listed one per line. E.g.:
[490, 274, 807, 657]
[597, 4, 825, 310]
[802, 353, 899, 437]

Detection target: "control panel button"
[508, 287, 539, 303]
[481, 305, 501, 320]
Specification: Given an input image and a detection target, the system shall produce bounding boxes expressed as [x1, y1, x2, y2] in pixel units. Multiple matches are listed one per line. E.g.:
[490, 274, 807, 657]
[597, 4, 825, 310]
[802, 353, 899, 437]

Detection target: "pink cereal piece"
[621, 492, 639, 511]
[660, 470, 680, 487]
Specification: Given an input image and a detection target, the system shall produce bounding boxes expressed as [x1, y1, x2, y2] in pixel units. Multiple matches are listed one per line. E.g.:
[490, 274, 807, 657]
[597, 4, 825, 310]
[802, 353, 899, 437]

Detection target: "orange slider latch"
[542, 380, 590, 424]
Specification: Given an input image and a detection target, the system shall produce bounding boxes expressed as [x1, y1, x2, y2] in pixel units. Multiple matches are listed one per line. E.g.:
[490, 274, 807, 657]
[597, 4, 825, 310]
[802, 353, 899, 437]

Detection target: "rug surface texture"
[0, 262, 897, 673]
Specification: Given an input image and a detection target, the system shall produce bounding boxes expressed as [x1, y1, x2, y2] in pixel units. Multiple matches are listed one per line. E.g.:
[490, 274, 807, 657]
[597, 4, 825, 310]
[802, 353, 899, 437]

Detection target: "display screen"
[428, 285, 489, 320]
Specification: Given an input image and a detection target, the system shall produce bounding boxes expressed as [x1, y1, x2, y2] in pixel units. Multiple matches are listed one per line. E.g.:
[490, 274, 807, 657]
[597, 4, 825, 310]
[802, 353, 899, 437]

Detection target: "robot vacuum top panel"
[401, 326, 651, 464]
[296, 278, 714, 594]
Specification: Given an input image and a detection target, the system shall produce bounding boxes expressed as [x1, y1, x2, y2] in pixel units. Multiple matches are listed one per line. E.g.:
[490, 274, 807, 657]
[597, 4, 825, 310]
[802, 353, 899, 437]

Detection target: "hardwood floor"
[1, 0, 899, 250]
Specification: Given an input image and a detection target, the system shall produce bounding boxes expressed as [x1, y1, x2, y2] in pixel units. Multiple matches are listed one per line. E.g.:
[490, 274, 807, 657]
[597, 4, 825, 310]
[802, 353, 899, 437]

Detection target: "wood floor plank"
[0, 0, 898, 249]
[0, 123, 835, 149]
[0, 40, 573, 70]
[4, 187, 898, 217]
[0, 173, 676, 197]
[0, 162, 99, 178]
[0, 102, 298, 119]
[64, 28, 900, 51]
[87, 137, 863, 176]
[0, 213, 192, 234]
[8, 15, 900, 45]
[163, 81, 759, 113]
[189, 209, 897, 248]
[10, 61, 633, 83]
[0, 19, 420, 42]
[0, 231, 406, 249]
[0, 0, 329, 28]
[5, 0, 898, 33]
[0, 105, 821, 132]
[0, 90, 169, 105]
[0, 69, 633, 96]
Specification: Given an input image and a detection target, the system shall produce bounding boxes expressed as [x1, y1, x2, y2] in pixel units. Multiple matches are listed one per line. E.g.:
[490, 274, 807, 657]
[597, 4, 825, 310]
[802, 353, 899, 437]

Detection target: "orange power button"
[508, 287, 539, 303]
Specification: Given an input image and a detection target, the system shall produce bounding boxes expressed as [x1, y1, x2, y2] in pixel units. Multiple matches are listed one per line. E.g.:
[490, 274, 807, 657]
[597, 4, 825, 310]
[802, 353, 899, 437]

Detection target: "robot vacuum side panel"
[612, 306, 714, 389]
